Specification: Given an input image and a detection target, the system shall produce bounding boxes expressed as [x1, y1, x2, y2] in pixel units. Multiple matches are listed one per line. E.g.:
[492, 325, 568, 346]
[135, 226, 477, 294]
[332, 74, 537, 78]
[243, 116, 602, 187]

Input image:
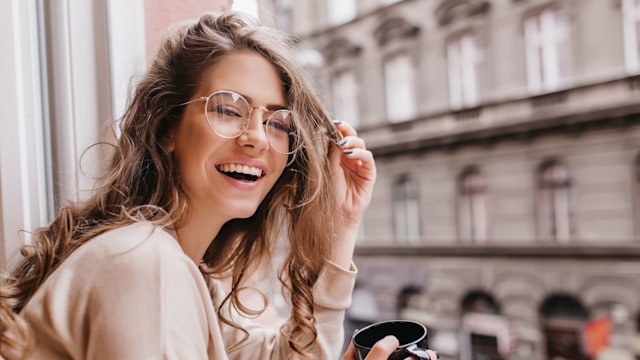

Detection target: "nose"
[236, 107, 269, 152]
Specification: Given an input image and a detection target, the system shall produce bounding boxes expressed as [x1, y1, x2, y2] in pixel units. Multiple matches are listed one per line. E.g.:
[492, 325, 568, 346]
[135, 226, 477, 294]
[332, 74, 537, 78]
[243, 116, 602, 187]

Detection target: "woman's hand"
[343, 336, 439, 360]
[327, 120, 377, 268]
[329, 120, 377, 226]
[343, 335, 399, 360]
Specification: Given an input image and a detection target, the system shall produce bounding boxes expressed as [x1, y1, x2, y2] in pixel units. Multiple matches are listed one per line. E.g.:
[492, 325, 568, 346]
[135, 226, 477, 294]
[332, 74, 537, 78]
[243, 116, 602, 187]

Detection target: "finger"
[426, 350, 439, 359]
[333, 120, 357, 138]
[341, 148, 376, 171]
[336, 136, 365, 151]
[366, 335, 399, 360]
[343, 340, 356, 360]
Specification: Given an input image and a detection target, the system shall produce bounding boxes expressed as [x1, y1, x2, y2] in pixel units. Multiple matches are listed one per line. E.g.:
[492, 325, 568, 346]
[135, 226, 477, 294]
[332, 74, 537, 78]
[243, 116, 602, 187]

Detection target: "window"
[623, 0, 640, 73]
[538, 160, 573, 242]
[384, 54, 417, 123]
[458, 167, 487, 243]
[393, 175, 421, 243]
[447, 33, 481, 110]
[524, 7, 570, 93]
[328, 0, 356, 25]
[540, 295, 590, 360]
[274, 0, 293, 33]
[331, 71, 359, 127]
[635, 154, 640, 233]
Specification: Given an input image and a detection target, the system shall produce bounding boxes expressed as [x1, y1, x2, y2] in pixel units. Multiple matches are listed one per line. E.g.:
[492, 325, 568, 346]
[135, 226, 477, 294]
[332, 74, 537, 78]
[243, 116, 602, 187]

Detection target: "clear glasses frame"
[182, 90, 301, 155]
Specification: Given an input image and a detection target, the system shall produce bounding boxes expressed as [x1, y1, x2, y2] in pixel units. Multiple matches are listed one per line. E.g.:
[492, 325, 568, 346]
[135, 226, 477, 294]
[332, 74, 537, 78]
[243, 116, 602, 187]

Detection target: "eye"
[210, 105, 243, 118]
[265, 111, 293, 133]
[265, 118, 291, 133]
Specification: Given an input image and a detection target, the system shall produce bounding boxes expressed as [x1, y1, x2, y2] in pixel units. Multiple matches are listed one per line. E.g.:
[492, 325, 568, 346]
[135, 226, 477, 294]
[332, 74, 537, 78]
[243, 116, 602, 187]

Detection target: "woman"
[0, 10, 434, 360]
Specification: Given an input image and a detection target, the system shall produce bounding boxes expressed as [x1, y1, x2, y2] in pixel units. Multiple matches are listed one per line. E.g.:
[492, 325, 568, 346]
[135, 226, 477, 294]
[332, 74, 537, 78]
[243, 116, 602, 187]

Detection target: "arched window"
[461, 291, 511, 359]
[458, 167, 487, 243]
[538, 159, 573, 242]
[540, 294, 590, 360]
[392, 174, 421, 243]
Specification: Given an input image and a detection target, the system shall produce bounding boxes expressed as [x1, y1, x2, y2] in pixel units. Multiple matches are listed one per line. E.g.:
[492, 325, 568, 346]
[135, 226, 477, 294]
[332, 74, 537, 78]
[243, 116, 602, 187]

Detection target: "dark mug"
[352, 320, 433, 360]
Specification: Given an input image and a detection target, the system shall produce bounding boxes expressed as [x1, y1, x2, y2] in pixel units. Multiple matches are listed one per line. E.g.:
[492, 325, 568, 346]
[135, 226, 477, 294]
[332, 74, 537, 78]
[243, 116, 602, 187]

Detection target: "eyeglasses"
[183, 90, 301, 155]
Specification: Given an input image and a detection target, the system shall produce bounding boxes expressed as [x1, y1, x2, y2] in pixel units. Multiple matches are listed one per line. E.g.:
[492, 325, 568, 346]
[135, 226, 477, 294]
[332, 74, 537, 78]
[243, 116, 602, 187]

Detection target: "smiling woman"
[0, 10, 384, 360]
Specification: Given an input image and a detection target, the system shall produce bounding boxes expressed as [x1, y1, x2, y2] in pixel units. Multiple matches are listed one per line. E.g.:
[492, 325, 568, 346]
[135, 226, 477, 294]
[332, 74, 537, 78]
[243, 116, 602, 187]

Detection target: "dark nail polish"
[342, 149, 354, 155]
[332, 120, 343, 124]
[336, 139, 347, 146]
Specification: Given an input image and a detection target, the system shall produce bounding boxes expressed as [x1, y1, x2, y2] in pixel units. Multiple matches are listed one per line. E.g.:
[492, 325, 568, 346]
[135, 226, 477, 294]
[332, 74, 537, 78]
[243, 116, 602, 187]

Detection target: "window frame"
[537, 160, 574, 242]
[524, 6, 570, 93]
[447, 32, 481, 110]
[383, 53, 417, 124]
[331, 69, 360, 128]
[458, 167, 488, 243]
[622, 0, 640, 73]
[392, 174, 422, 243]
[327, 0, 356, 25]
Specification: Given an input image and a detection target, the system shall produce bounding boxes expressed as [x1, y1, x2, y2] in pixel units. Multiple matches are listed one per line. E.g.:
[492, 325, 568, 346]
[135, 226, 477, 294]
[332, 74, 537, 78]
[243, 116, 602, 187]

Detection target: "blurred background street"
[1, 0, 639, 359]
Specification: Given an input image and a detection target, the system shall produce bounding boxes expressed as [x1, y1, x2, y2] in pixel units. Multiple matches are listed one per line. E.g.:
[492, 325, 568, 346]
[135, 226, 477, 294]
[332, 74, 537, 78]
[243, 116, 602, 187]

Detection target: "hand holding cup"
[344, 320, 438, 360]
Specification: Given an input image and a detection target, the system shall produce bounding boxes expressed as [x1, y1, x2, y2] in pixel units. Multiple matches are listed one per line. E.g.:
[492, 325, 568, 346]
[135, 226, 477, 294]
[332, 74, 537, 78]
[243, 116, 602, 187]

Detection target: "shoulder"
[25, 221, 203, 309]
[78, 222, 192, 280]
[75, 221, 186, 268]
[47, 221, 196, 292]
[85, 221, 179, 255]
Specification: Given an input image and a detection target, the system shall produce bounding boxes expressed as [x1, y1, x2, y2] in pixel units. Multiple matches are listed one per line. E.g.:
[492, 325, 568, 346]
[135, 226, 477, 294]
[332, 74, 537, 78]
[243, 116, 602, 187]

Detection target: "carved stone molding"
[323, 37, 362, 63]
[435, 0, 492, 26]
[374, 17, 420, 46]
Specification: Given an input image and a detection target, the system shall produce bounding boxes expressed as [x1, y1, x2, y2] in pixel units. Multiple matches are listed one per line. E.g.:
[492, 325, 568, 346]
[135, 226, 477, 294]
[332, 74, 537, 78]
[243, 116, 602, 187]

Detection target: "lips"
[216, 163, 265, 182]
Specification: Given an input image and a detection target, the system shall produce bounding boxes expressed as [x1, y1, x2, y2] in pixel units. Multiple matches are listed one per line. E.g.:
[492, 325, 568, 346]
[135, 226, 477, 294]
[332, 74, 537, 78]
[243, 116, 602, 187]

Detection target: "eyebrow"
[236, 92, 289, 111]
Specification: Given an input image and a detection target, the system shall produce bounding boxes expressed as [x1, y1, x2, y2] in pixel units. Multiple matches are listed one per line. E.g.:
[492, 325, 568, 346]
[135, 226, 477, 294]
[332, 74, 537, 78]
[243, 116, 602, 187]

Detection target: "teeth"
[217, 164, 263, 177]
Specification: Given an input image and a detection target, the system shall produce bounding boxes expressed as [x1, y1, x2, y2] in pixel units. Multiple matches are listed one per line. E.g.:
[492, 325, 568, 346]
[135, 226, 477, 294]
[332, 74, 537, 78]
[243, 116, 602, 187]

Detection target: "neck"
[175, 214, 226, 264]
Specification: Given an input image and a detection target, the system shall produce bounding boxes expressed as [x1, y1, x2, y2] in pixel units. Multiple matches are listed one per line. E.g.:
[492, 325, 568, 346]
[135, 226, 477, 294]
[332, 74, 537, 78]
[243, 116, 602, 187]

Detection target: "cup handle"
[404, 344, 437, 360]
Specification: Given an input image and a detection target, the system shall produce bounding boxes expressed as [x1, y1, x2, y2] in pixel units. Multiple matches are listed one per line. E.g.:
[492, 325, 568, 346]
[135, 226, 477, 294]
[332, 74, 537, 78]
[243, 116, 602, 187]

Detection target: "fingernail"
[342, 149, 354, 155]
[435, 351, 440, 359]
[333, 120, 343, 125]
[336, 138, 348, 146]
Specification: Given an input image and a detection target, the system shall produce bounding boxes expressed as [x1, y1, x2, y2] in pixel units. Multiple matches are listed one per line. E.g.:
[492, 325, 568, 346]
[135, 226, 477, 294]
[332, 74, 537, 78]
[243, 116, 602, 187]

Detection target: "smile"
[216, 163, 265, 182]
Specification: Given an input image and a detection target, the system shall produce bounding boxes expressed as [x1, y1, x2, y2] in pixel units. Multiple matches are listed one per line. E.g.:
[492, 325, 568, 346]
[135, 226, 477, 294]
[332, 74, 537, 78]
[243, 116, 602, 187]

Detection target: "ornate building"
[271, 0, 640, 359]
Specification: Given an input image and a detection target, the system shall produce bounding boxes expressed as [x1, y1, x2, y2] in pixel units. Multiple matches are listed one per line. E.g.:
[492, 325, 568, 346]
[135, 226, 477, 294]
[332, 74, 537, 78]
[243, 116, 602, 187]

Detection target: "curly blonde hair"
[1, 11, 338, 359]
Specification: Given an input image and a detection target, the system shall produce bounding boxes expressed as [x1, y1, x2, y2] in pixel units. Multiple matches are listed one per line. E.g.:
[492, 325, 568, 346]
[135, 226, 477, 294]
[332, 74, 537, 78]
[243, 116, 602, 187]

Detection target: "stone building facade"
[270, 0, 640, 359]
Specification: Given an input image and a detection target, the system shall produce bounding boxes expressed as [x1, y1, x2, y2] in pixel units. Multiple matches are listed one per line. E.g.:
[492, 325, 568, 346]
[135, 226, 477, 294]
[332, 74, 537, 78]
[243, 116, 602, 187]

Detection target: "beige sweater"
[21, 221, 355, 359]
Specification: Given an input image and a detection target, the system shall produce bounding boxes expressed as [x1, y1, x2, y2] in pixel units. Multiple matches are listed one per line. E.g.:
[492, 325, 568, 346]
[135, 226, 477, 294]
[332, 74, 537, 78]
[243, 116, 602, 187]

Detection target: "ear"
[164, 131, 176, 152]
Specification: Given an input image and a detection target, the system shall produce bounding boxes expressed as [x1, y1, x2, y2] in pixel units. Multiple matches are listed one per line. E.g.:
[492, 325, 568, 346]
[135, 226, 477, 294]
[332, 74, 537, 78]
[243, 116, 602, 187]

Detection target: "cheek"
[273, 153, 290, 176]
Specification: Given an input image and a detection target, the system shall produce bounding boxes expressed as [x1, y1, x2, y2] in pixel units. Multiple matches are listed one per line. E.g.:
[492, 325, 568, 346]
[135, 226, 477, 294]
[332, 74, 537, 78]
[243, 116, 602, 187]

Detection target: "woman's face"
[168, 51, 290, 223]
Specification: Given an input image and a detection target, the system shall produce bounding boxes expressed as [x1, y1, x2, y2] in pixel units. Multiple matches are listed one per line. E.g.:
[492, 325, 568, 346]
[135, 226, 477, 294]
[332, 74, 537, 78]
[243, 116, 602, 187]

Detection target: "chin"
[227, 206, 260, 220]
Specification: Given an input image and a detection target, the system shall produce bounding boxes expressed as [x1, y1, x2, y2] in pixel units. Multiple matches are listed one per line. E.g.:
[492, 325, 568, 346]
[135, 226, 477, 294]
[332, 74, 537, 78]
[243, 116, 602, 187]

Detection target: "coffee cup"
[352, 320, 433, 360]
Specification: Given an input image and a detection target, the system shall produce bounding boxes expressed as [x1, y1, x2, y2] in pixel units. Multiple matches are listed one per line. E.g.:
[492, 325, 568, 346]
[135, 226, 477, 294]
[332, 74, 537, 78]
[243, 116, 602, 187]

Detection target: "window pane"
[332, 71, 360, 127]
[384, 55, 416, 123]
[393, 176, 421, 243]
[459, 169, 487, 242]
[448, 33, 479, 109]
[328, 0, 356, 25]
[539, 162, 573, 242]
[525, 8, 568, 92]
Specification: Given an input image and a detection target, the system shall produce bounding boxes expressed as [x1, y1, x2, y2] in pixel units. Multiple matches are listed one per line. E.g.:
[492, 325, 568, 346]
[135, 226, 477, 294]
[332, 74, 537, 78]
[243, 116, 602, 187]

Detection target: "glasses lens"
[205, 91, 249, 138]
[266, 110, 300, 154]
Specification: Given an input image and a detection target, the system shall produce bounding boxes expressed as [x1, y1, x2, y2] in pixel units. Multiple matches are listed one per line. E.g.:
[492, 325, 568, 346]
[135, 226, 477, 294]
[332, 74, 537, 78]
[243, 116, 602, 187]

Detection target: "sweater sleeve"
[22, 223, 215, 360]
[215, 260, 357, 360]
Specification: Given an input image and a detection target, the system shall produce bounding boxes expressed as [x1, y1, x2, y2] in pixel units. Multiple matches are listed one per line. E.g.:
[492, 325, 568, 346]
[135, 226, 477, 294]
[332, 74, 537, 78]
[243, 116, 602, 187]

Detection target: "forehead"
[199, 51, 287, 107]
